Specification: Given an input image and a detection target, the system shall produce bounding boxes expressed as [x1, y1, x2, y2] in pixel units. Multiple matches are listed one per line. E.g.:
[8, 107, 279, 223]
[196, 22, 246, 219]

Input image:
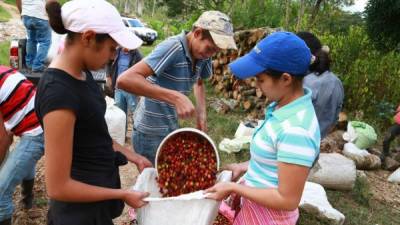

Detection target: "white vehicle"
[121, 17, 157, 45]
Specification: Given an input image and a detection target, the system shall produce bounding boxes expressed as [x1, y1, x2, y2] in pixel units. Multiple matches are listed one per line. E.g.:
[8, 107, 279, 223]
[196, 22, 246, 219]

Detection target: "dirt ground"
[11, 127, 138, 225]
[0, 0, 26, 42]
[366, 170, 400, 210]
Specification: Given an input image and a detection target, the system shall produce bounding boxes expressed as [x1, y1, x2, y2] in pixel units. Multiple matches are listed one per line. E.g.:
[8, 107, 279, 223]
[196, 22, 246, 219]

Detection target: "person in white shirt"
[16, 0, 51, 73]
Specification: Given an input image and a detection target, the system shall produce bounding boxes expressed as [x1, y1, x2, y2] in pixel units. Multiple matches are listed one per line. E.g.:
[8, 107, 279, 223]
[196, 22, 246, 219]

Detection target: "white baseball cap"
[61, 0, 142, 49]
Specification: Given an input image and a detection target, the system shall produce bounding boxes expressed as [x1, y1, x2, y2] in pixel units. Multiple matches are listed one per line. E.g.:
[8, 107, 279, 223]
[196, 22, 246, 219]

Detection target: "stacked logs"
[210, 27, 276, 119]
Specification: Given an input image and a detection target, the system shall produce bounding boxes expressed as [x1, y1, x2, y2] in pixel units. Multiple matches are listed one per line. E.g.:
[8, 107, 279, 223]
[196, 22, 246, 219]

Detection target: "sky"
[343, 0, 368, 13]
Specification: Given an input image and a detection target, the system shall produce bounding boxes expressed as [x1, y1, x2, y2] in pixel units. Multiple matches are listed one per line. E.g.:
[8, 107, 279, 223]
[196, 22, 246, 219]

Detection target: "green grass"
[34, 198, 48, 207]
[0, 41, 10, 65]
[139, 40, 161, 57]
[179, 82, 251, 166]
[4, 0, 16, 5]
[0, 5, 11, 22]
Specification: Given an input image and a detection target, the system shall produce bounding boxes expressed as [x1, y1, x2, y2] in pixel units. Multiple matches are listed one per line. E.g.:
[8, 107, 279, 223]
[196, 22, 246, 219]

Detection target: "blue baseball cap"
[229, 32, 311, 79]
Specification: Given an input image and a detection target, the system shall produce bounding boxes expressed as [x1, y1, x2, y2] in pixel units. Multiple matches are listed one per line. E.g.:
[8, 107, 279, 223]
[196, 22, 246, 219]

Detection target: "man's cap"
[193, 11, 237, 50]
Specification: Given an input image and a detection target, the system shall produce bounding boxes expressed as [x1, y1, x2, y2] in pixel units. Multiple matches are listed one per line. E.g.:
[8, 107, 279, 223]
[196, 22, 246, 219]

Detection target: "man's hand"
[0, 113, 13, 165]
[193, 79, 207, 132]
[174, 91, 196, 119]
[196, 113, 207, 132]
[16, 0, 22, 14]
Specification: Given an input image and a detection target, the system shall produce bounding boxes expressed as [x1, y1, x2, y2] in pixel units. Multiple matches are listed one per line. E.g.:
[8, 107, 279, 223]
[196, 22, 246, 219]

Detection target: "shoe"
[21, 179, 34, 209]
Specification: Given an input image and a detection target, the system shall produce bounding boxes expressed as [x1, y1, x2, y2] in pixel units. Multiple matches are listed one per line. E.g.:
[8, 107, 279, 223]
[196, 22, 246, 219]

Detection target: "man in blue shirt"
[117, 11, 237, 163]
[106, 47, 142, 115]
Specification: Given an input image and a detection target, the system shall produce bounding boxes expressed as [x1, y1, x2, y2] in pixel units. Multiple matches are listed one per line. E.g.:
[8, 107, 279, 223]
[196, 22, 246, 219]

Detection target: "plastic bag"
[104, 97, 126, 145]
[132, 168, 232, 225]
[388, 167, 400, 184]
[219, 137, 251, 154]
[343, 121, 377, 149]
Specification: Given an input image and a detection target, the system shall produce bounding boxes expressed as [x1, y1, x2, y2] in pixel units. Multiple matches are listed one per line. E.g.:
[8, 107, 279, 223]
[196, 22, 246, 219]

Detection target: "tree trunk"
[135, 0, 144, 16]
[308, 0, 324, 29]
[296, 0, 305, 32]
[284, 0, 291, 29]
[124, 0, 130, 15]
[151, 0, 156, 17]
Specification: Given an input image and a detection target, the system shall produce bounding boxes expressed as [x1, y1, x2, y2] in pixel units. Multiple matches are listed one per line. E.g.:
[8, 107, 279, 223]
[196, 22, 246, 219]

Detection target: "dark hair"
[46, 1, 110, 43]
[296, 31, 331, 75]
[46, 1, 67, 34]
[192, 26, 213, 41]
[265, 69, 305, 85]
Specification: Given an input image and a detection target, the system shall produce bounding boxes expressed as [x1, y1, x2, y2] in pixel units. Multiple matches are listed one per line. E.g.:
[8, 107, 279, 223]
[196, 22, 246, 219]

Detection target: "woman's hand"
[134, 154, 153, 172]
[222, 163, 248, 182]
[205, 182, 235, 201]
[122, 190, 150, 208]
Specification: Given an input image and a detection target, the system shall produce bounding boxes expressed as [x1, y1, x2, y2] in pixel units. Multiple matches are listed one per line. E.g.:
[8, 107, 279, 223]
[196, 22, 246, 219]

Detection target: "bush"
[320, 26, 400, 128]
[365, 0, 400, 51]
[144, 12, 201, 41]
[0, 5, 11, 22]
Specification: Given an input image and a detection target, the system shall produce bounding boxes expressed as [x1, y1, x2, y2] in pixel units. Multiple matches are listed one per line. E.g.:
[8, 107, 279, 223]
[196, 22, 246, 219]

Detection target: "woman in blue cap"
[206, 32, 320, 225]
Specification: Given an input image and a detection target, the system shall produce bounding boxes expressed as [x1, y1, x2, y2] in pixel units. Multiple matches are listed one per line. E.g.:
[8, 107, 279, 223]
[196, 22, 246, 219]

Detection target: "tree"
[296, 0, 305, 31]
[307, 0, 354, 29]
[365, 0, 400, 51]
[284, 0, 291, 29]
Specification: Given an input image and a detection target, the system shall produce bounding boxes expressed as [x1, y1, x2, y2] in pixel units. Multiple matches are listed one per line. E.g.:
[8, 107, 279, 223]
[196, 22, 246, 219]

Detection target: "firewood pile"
[210, 27, 276, 119]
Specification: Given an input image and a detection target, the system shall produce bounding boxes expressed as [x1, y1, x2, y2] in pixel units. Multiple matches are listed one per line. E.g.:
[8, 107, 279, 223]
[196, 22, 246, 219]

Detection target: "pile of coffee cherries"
[157, 131, 218, 197]
[213, 213, 232, 225]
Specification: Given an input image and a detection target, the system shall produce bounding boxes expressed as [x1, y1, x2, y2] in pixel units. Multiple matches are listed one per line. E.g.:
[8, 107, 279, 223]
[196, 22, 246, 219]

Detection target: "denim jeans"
[22, 16, 51, 72]
[131, 129, 165, 164]
[114, 89, 137, 115]
[0, 133, 44, 221]
[382, 123, 400, 158]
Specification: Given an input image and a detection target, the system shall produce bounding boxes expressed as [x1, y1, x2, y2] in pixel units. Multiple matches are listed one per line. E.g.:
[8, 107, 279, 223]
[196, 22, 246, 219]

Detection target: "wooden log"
[243, 100, 253, 111]
[256, 88, 263, 98]
[242, 89, 256, 96]
[223, 64, 229, 73]
[250, 79, 257, 88]
[214, 68, 222, 75]
[224, 91, 233, 99]
[233, 90, 239, 100]
[212, 60, 219, 69]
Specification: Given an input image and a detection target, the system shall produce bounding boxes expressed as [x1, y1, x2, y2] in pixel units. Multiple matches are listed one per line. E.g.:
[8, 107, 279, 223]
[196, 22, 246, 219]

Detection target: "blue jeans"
[22, 16, 51, 72]
[0, 133, 44, 221]
[131, 129, 165, 164]
[114, 89, 137, 115]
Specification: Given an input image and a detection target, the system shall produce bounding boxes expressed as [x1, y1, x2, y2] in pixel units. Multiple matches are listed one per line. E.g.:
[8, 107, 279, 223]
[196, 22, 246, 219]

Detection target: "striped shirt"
[244, 88, 320, 188]
[0, 66, 42, 136]
[134, 31, 213, 136]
